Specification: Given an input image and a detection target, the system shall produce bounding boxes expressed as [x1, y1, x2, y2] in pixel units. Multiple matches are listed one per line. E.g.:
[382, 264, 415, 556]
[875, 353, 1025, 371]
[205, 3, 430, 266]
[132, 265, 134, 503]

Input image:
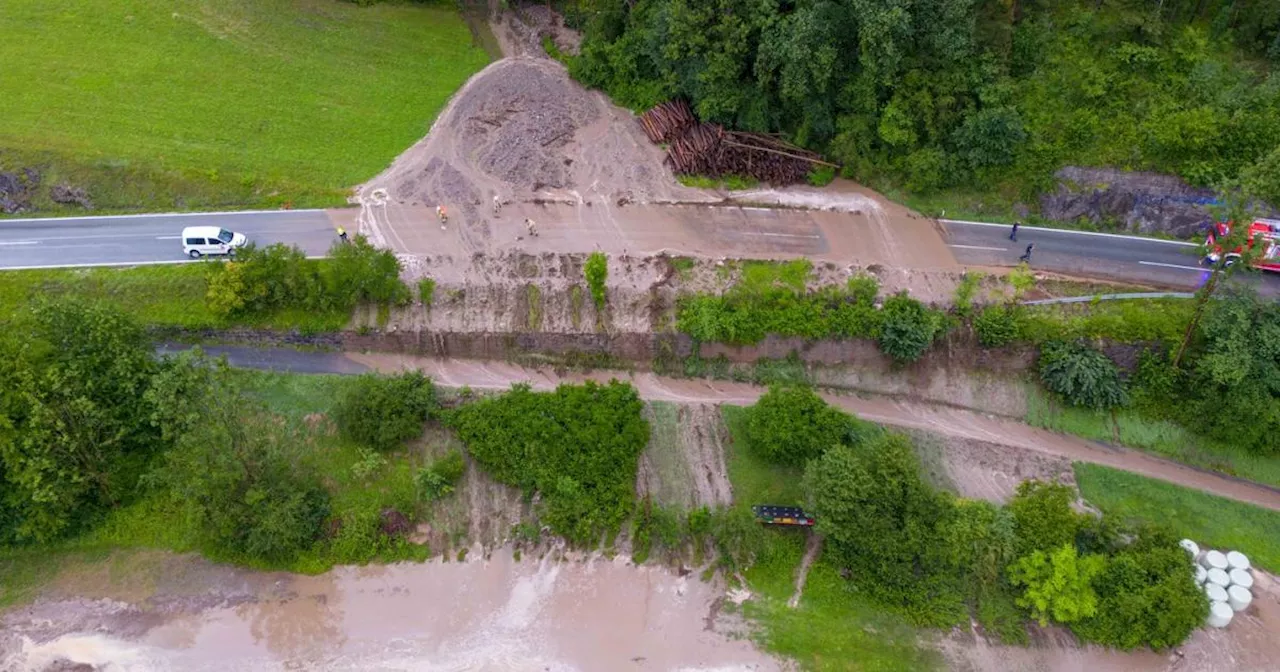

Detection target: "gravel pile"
[455, 60, 598, 191]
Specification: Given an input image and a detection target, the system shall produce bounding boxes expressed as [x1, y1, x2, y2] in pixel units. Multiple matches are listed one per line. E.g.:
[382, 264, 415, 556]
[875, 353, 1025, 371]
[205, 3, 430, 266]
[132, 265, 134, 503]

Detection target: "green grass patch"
[743, 537, 942, 672]
[721, 405, 806, 508]
[1027, 387, 1280, 489]
[0, 264, 349, 331]
[0, 0, 489, 214]
[1019, 299, 1192, 345]
[1075, 463, 1280, 574]
[723, 404, 938, 669]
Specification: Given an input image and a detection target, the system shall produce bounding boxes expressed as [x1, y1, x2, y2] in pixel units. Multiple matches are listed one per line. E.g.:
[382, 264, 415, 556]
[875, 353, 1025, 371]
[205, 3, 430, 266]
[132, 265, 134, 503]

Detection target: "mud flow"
[1, 549, 778, 672]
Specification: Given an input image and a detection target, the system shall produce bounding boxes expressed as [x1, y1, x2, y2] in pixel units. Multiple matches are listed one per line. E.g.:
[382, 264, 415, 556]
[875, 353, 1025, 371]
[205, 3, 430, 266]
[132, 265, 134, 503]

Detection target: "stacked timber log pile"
[639, 101, 836, 185]
[638, 99, 697, 143]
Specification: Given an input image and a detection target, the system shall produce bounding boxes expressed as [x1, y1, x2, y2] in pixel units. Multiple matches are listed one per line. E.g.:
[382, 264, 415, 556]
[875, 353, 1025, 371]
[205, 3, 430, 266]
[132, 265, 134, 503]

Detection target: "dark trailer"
[752, 505, 815, 527]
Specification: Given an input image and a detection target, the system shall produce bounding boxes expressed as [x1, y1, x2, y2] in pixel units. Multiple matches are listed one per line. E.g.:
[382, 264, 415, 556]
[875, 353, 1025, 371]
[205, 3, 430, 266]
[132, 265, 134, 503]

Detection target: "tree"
[1173, 190, 1266, 368]
[951, 106, 1027, 170]
[1009, 543, 1106, 626]
[332, 371, 438, 452]
[1008, 480, 1083, 556]
[877, 292, 945, 363]
[1182, 287, 1280, 454]
[804, 434, 966, 624]
[1037, 341, 1129, 411]
[744, 385, 850, 465]
[1238, 145, 1280, 207]
[150, 358, 329, 563]
[0, 299, 162, 542]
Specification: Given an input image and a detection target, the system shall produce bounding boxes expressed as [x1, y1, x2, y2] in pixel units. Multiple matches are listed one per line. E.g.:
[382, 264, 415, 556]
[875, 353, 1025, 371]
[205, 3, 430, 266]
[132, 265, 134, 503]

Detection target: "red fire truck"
[1203, 219, 1280, 272]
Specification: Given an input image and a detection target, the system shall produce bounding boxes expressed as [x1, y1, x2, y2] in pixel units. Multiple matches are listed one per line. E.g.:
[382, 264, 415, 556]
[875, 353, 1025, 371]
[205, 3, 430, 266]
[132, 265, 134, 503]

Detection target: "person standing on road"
[437, 205, 448, 230]
[1010, 221, 1021, 242]
[1019, 242, 1035, 263]
[525, 218, 538, 237]
[493, 195, 501, 217]
[336, 226, 348, 243]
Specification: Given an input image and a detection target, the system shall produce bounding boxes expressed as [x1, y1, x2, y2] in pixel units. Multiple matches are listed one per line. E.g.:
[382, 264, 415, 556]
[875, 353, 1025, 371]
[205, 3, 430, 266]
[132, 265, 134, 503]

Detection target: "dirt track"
[350, 354, 1280, 512]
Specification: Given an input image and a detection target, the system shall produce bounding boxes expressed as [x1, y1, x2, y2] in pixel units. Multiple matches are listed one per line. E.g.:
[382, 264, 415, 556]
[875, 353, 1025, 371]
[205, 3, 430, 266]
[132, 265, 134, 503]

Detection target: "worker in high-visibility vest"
[437, 205, 448, 230]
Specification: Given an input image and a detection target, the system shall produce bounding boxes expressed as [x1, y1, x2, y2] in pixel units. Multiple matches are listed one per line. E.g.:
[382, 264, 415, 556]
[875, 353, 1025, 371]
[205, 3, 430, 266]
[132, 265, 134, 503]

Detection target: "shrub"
[203, 238, 407, 318]
[418, 277, 436, 307]
[974, 304, 1023, 347]
[1008, 544, 1105, 626]
[807, 165, 836, 186]
[418, 449, 465, 502]
[877, 291, 945, 363]
[1038, 341, 1128, 411]
[585, 252, 608, 310]
[744, 385, 850, 465]
[444, 381, 649, 545]
[322, 235, 409, 308]
[1008, 480, 1083, 556]
[953, 272, 982, 318]
[1073, 529, 1208, 650]
[332, 372, 438, 452]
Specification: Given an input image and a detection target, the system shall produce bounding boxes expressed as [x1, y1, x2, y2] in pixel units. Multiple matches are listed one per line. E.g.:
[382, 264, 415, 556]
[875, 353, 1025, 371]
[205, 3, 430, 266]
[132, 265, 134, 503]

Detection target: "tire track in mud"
[347, 353, 1280, 512]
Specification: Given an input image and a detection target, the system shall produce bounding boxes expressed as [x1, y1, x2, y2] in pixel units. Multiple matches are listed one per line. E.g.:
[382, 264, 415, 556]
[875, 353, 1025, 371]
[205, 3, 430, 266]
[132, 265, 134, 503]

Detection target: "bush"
[1038, 341, 1128, 411]
[744, 385, 851, 465]
[445, 381, 649, 545]
[1008, 480, 1083, 556]
[332, 372, 438, 452]
[1009, 543, 1105, 626]
[418, 277, 436, 307]
[877, 291, 946, 363]
[418, 449, 465, 502]
[1073, 530, 1208, 650]
[974, 304, 1023, 348]
[585, 252, 608, 310]
[204, 237, 407, 318]
[807, 165, 836, 186]
[322, 235, 408, 307]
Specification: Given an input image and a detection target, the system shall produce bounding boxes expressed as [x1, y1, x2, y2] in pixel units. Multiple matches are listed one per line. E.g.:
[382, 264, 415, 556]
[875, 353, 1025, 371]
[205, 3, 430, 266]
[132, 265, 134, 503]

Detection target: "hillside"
[567, 0, 1280, 230]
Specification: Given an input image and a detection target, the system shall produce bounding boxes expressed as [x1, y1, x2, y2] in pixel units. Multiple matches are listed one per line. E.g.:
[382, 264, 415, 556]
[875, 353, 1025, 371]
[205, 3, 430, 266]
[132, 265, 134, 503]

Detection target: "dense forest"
[566, 0, 1280, 205]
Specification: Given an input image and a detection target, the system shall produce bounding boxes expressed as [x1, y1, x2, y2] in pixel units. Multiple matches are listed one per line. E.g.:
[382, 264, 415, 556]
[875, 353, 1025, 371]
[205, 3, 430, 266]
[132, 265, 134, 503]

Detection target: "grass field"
[1026, 388, 1280, 489]
[721, 404, 939, 670]
[0, 0, 489, 214]
[1075, 463, 1280, 574]
[0, 264, 349, 332]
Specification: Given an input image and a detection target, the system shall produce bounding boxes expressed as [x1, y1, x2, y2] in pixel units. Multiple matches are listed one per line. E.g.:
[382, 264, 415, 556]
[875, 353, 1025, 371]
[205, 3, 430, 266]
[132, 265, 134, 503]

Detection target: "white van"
[181, 226, 246, 258]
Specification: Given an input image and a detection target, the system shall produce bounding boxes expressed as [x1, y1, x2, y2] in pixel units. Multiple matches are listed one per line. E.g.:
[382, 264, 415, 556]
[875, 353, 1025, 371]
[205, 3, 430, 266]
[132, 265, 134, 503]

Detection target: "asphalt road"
[0, 209, 336, 269]
[3, 208, 1278, 294]
[942, 218, 1280, 294]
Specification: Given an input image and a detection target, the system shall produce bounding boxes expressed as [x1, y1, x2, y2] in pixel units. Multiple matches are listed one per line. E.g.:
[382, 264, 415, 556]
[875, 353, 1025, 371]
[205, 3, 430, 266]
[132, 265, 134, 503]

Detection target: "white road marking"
[942, 219, 1197, 246]
[0, 241, 38, 246]
[0, 256, 327, 272]
[740, 232, 821, 239]
[1138, 261, 1206, 272]
[155, 235, 180, 240]
[741, 207, 774, 212]
[0, 209, 326, 224]
[948, 244, 1008, 251]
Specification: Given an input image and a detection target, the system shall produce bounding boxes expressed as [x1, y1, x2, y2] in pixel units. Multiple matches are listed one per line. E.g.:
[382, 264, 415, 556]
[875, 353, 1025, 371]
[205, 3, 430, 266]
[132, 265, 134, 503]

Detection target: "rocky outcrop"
[1039, 166, 1221, 238]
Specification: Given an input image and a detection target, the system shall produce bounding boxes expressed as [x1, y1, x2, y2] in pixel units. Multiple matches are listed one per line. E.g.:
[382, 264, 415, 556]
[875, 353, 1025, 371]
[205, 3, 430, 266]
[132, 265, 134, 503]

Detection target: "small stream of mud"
[2, 549, 778, 672]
